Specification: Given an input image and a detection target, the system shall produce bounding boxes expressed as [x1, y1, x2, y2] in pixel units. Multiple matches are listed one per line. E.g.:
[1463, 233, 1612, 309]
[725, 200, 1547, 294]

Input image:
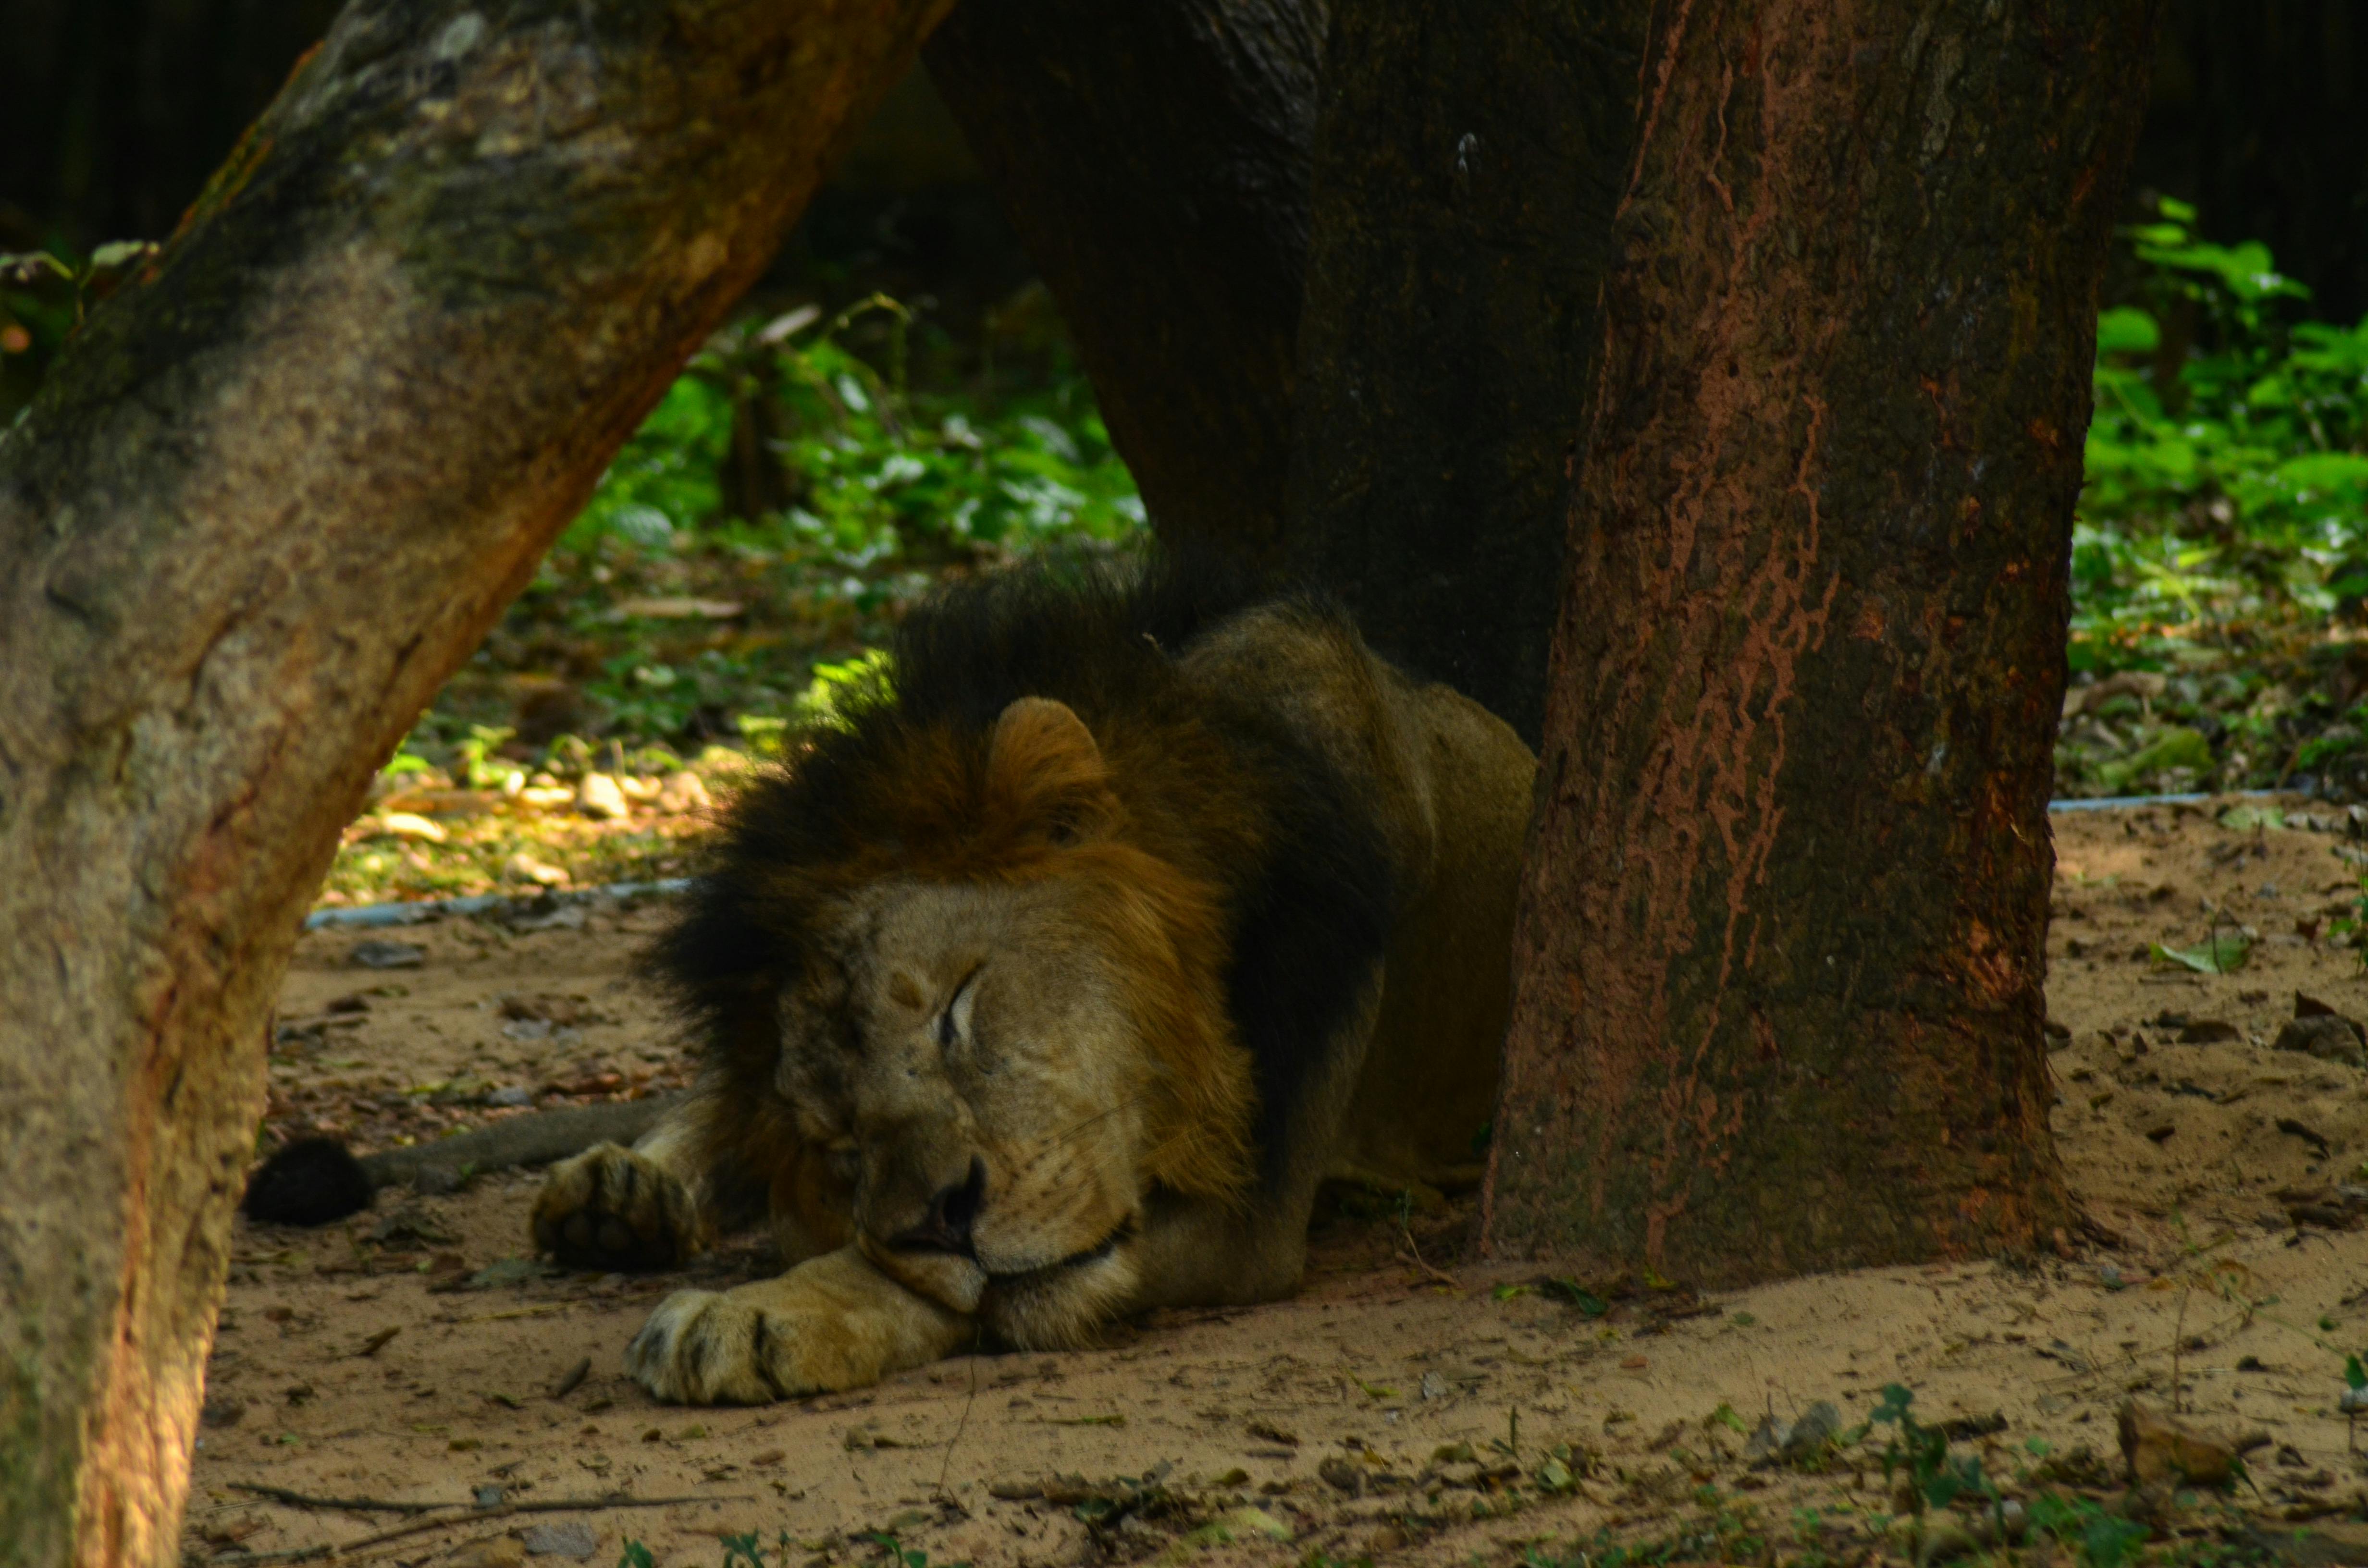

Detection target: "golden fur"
[530, 561, 1536, 1401]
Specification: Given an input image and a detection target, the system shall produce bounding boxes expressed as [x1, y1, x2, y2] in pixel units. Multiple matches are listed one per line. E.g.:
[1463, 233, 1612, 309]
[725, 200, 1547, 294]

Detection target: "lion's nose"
[889, 1155, 984, 1258]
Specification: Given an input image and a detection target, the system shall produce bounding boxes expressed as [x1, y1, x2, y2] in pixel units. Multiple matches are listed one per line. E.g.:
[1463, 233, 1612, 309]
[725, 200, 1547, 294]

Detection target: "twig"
[229, 1483, 445, 1515]
[211, 1493, 754, 1564]
[1395, 1198, 1457, 1287]
[935, 1340, 982, 1498]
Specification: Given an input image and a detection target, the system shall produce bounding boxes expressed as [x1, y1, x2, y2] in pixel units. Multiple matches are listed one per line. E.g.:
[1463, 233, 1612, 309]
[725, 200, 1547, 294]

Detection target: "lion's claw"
[627, 1285, 846, 1404]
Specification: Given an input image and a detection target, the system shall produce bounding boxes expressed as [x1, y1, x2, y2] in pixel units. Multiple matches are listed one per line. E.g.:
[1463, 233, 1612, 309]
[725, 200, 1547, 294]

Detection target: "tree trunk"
[924, 0, 1324, 563]
[1284, 0, 1643, 745]
[1482, 0, 2158, 1283]
[0, 1, 948, 1560]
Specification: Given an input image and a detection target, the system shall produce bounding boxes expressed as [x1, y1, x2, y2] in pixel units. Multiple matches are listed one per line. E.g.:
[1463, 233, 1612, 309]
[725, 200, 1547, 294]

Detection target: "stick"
[213, 1492, 753, 1564]
[226, 1483, 429, 1516]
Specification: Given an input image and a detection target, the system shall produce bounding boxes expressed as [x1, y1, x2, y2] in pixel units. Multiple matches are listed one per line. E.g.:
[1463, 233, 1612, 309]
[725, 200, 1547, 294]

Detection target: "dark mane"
[653, 549, 1397, 1185]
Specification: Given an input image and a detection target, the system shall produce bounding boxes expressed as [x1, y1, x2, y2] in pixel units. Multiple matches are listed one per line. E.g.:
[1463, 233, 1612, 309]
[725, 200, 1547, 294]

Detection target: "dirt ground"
[187, 800, 2368, 1568]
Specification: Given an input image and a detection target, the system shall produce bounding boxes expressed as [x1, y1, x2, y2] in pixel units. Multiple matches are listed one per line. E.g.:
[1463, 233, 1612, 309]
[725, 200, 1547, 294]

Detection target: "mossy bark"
[925, 0, 1324, 563]
[1482, 0, 2160, 1283]
[0, 2, 948, 1561]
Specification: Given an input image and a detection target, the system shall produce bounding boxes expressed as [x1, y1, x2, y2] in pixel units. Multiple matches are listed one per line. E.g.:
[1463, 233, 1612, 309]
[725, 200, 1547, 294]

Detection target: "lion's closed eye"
[936, 969, 980, 1052]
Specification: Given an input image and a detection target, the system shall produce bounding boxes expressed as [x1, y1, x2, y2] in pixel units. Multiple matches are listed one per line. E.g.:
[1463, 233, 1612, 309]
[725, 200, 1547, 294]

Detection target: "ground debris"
[2118, 1399, 2242, 1488]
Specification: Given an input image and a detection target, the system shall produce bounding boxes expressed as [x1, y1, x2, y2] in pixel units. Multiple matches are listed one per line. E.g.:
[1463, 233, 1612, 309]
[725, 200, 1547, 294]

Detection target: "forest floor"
[188, 800, 2368, 1568]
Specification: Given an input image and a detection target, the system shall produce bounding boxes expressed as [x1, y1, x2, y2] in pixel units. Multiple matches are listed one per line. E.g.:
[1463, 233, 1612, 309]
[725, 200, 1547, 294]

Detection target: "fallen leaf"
[2151, 931, 2251, 974]
[448, 1539, 525, 1568]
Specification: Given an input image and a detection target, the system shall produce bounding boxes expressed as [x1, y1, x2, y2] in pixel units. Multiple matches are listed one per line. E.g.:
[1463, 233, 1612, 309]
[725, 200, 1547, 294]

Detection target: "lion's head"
[661, 562, 1400, 1349]
[720, 696, 1258, 1345]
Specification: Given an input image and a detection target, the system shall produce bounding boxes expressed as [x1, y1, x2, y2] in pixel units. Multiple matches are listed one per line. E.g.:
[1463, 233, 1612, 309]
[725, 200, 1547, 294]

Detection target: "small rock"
[2118, 1399, 2239, 1487]
[374, 811, 448, 845]
[1783, 1401, 1842, 1461]
[474, 1484, 506, 1509]
[2274, 1014, 2368, 1068]
[2298, 992, 2342, 1017]
[576, 772, 629, 820]
[2341, 1386, 2368, 1415]
[349, 939, 425, 970]
[198, 1396, 245, 1429]
[1210, 1505, 1293, 1543]
[520, 1519, 599, 1559]
[986, 1479, 1041, 1501]
[1317, 1455, 1364, 1496]
[1744, 1414, 1788, 1465]
[506, 853, 568, 887]
[2176, 1019, 2242, 1044]
[448, 1539, 525, 1568]
[655, 770, 713, 815]
[488, 1085, 535, 1108]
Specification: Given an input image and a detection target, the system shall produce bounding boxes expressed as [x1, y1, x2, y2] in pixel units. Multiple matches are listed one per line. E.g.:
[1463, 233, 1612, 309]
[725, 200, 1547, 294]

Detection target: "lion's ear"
[987, 697, 1117, 845]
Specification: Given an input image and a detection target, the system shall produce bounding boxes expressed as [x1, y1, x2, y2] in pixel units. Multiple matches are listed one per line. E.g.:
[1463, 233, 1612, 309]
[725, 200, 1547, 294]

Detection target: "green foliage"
[1867, 1384, 1993, 1514]
[2024, 1493, 2153, 1568]
[569, 297, 1142, 563]
[2076, 198, 2368, 672]
[1, 240, 159, 413]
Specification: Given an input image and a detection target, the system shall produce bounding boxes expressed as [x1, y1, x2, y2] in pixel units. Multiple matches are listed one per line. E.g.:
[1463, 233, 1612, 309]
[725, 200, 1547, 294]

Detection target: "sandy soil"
[185, 800, 2368, 1568]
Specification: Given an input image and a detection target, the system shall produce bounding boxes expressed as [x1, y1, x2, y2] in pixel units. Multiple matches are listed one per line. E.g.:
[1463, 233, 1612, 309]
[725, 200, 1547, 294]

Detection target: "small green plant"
[795, 649, 893, 730]
[2024, 1493, 2152, 1568]
[1867, 1384, 1993, 1515]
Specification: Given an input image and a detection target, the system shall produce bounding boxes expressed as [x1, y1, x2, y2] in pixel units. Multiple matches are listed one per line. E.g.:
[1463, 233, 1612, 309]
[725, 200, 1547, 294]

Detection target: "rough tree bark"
[0, 2, 949, 1561]
[1286, 0, 1642, 745]
[1482, 1, 2159, 1282]
[925, 0, 1325, 562]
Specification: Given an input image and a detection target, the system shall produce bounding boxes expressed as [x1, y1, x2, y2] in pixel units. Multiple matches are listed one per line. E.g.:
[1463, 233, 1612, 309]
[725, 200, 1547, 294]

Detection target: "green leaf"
[2149, 931, 2252, 974]
[1538, 1276, 1608, 1315]
[2345, 1353, 2365, 1391]
[2095, 306, 2160, 356]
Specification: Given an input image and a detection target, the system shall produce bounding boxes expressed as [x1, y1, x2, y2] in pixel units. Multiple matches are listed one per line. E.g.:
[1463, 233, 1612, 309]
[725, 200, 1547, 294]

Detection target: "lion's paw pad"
[530, 1142, 694, 1272]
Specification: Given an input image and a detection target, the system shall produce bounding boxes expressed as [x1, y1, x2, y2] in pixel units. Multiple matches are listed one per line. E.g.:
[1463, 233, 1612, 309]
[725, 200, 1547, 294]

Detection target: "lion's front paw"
[625, 1283, 863, 1405]
[530, 1142, 696, 1272]
[623, 1250, 975, 1405]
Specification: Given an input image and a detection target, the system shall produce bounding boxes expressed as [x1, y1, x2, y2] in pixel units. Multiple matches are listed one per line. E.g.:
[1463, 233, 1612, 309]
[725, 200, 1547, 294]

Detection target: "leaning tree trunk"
[1481, 0, 2159, 1282]
[1284, 0, 1643, 745]
[0, 1, 949, 1561]
[925, 0, 1324, 563]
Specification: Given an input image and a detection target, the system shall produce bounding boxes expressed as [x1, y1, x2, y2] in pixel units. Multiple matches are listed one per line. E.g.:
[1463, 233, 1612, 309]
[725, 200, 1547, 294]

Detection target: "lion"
[529, 556, 1536, 1404]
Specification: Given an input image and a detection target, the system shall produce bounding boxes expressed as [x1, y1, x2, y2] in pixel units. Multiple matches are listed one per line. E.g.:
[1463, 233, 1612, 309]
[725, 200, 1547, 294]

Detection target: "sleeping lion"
[530, 558, 1536, 1403]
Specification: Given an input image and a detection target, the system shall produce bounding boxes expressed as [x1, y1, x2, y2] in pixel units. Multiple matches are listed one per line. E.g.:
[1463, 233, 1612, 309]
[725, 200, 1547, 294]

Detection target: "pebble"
[520, 1519, 599, 1559]
[655, 770, 713, 815]
[576, 772, 629, 820]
